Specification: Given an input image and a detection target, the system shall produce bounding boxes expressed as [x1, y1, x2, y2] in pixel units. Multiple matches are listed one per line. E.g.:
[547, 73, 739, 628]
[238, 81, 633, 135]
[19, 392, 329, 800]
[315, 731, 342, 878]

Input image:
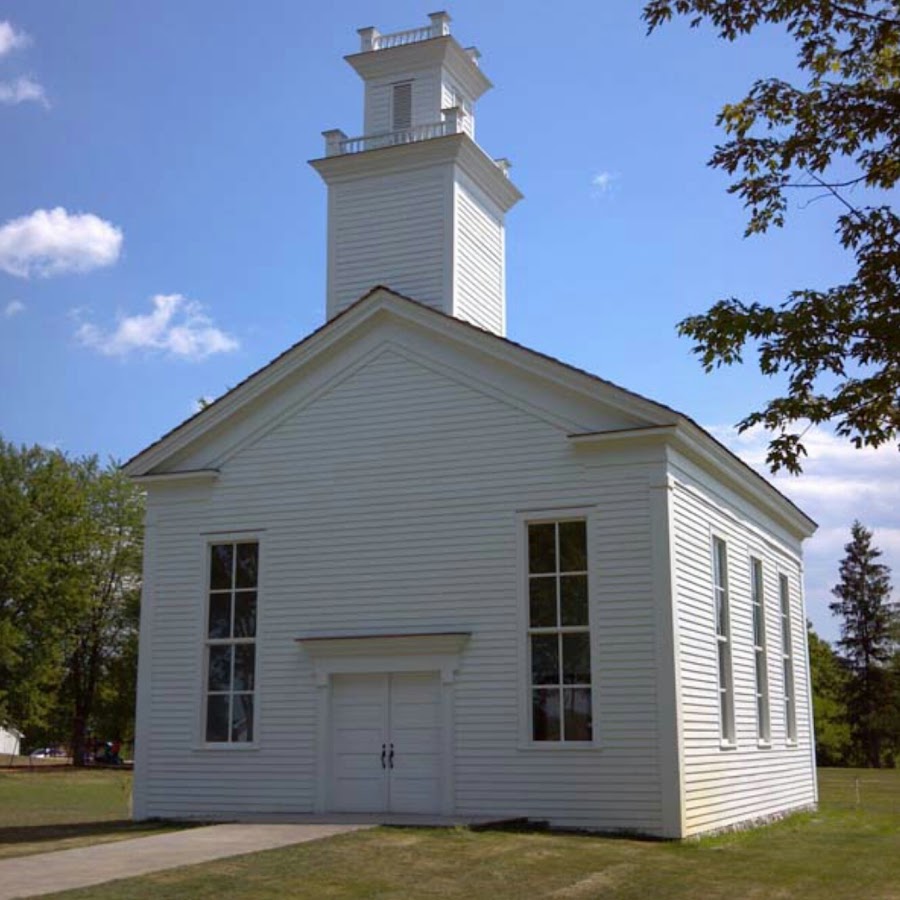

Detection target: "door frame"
[298, 632, 470, 815]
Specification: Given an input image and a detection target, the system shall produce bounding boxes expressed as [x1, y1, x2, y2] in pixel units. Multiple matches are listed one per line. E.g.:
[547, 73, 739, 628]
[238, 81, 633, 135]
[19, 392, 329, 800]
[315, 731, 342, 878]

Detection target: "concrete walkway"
[0, 822, 370, 899]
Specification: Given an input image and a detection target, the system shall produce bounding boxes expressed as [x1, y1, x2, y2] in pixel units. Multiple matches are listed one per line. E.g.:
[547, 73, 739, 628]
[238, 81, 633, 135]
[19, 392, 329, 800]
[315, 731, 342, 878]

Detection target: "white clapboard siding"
[364, 69, 440, 136]
[139, 343, 667, 833]
[669, 458, 816, 836]
[327, 166, 448, 319]
[453, 176, 504, 334]
[441, 78, 475, 138]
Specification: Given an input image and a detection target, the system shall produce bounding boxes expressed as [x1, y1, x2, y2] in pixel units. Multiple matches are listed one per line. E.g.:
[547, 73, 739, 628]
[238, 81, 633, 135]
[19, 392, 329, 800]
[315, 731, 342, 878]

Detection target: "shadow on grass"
[0, 820, 175, 847]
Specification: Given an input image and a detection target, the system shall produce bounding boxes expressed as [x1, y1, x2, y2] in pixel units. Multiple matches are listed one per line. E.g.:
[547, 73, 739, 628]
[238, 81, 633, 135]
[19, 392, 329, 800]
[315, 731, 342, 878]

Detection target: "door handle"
[381, 743, 386, 769]
[389, 743, 395, 769]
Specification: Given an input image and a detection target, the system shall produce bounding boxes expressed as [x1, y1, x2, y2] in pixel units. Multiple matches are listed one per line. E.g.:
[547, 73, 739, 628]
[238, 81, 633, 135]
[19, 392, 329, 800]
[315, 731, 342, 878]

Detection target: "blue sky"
[1, 1, 897, 640]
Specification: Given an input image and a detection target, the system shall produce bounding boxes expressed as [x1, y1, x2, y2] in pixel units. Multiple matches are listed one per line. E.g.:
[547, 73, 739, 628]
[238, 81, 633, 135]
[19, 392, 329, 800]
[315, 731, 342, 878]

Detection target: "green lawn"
[0, 768, 179, 859]
[39, 768, 900, 900]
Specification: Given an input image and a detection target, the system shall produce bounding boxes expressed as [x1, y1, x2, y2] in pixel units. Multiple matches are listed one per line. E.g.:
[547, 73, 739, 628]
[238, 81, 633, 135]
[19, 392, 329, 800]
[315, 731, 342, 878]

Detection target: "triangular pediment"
[123, 287, 677, 478]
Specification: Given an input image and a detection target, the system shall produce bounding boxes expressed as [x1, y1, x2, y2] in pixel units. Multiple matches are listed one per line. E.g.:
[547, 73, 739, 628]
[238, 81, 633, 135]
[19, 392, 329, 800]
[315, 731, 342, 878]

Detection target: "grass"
[39, 767, 900, 900]
[0, 768, 180, 859]
[1, 754, 72, 768]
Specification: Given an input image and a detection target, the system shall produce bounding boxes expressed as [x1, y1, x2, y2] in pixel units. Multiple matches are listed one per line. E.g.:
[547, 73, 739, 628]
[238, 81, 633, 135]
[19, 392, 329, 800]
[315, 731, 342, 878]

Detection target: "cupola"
[310, 11, 522, 336]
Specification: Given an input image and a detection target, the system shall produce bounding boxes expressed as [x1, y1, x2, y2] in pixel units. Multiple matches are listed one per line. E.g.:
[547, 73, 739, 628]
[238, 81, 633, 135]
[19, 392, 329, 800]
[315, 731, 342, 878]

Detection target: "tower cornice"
[310, 133, 522, 213]
[345, 35, 492, 101]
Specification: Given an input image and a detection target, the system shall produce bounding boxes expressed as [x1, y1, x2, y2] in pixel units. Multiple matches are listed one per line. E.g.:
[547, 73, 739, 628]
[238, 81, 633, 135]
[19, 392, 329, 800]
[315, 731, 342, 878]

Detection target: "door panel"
[329, 671, 443, 815]
[331, 674, 388, 812]
[387, 672, 443, 814]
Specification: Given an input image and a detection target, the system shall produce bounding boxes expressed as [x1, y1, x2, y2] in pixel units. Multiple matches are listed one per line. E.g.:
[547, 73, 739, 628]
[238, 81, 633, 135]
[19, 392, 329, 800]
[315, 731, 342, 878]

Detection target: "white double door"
[330, 671, 443, 814]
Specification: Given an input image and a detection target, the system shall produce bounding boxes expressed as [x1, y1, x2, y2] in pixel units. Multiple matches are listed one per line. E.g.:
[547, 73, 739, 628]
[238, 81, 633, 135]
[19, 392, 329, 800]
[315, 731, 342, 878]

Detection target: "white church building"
[124, 13, 818, 838]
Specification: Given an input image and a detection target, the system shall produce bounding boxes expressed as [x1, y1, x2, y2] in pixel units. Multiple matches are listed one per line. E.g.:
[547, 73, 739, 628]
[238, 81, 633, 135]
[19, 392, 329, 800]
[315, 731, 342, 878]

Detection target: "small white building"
[125, 13, 818, 838]
[0, 726, 23, 757]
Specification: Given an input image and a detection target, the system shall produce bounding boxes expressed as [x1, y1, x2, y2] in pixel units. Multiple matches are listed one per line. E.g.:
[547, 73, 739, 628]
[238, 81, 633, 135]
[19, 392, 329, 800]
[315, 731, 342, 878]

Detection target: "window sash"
[750, 558, 770, 742]
[526, 519, 592, 743]
[204, 541, 258, 745]
[780, 574, 797, 742]
[712, 538, 734, 744]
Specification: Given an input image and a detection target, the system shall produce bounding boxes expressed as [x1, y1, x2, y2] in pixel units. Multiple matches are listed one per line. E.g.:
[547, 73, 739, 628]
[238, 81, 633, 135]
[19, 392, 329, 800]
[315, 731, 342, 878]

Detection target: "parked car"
[29, 746, 66, 759]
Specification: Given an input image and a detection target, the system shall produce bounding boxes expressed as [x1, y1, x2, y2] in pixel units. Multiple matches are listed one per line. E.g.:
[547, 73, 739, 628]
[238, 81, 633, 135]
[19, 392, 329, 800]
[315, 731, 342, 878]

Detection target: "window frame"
[711, 535, 736, 748]
[390, 80, 413, 132]
[749, 555, 771, 746]
[779, 571, 798, 745]
[517, 507, 600, 750]
[196, 532, 263, 751]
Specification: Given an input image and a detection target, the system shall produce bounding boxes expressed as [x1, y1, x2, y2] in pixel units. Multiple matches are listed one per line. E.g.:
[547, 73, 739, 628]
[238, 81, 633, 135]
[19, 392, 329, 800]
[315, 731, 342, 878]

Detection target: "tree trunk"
[70, 710, 87, 767]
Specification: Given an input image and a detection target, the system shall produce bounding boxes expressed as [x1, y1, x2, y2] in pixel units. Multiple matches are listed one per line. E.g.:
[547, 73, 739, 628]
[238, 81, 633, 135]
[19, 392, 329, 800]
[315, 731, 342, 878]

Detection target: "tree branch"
[803, 170, 865, 218]
[831, 4, 900, 26]
[787, 176, 869, 189]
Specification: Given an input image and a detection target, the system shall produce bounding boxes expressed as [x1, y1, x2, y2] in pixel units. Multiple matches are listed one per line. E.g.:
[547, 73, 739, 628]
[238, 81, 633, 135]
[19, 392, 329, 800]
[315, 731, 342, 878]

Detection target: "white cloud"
[708, 424, 900, 642]
[3, 299, 24, 317]
[76, 294, 239, 361]
[591, 171, 619, 195]
[0, 21, 30, 57]
[0, 75, 48, 107]
[0, 208, 123, 278]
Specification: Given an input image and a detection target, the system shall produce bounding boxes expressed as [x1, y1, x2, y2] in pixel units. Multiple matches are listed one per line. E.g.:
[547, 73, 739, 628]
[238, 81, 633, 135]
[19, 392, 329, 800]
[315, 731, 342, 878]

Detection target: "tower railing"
[321, 110, 512, 179]
[358, 12, 451, 53]
[325, 121, 453, 156]
[374, 25, 437, 50]
[323, 106, 465, 157]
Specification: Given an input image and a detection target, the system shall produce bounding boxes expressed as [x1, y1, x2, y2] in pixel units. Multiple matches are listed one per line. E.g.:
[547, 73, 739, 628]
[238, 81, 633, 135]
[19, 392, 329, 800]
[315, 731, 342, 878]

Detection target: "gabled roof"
[122, 286, 816, 538]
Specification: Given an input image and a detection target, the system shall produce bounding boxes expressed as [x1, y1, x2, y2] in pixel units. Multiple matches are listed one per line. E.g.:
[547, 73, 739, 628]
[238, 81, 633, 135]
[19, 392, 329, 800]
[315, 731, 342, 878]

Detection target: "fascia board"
[456, 139, 523, 211]
[310, 133, 467, 182]
[122, 299, 389, 477]
[130, 469, 219, 486]
[125, 289, 673, 479]
[671, 422, 817, 539]
[443, 40, 493, 99]
[570, 423, 816, 539]
[345, 36, 492, 97]
[569, 425, 679, 446]
[383, 300, 675, 426]
[310, 134, 522, 211]
[345, 36, 450, 79]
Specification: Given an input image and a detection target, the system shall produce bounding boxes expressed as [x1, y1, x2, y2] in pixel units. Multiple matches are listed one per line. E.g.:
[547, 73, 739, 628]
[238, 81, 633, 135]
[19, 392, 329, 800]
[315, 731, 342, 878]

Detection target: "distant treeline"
[0, 439, 142, 764]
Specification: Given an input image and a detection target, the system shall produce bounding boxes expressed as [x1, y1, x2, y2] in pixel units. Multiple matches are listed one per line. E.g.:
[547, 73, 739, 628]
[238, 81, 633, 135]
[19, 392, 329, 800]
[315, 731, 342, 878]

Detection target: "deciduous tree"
[643, 0, 900, 473]
[0, 441, 142, 761]
[807, 622, 852, 765]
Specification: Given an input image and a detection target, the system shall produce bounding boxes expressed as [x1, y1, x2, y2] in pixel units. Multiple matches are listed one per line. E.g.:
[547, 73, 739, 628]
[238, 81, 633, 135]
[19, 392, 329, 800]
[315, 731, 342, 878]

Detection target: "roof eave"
[344, 35, 492, 98]
[569, 422, 817, 540]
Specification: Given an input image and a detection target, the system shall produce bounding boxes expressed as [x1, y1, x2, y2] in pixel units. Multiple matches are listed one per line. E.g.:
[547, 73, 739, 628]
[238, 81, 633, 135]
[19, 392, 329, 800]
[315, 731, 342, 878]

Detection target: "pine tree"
[829, 521, 898, 767]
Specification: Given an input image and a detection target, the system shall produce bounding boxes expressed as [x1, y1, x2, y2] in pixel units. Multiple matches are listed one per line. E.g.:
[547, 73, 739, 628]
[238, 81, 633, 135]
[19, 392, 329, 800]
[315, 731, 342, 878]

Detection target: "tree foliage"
[0, 440, 143, 760]
[829, 520, 898, 765]
[807, 622, 853, 765]
[643, 0, 900, 473]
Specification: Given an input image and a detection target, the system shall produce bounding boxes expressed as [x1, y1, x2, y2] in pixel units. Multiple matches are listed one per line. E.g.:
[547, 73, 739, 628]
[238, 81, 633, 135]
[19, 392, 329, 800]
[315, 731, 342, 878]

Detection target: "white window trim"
[779, 569, 798, 746]
[516, 506, 601, 751]
[194, 531, 264, 751]
[711, 534, 736, 749]
[749, 554, 771, 746]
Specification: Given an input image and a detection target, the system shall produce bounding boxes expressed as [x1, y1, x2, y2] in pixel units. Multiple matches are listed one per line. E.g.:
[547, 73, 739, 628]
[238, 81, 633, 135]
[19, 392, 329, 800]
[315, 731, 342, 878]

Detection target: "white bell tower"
[310, 11, 522, 336]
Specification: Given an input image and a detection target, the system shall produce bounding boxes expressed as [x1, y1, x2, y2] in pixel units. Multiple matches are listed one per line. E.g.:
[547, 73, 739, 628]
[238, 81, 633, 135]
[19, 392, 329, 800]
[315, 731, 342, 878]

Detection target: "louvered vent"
[392, 82, 412, 131]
